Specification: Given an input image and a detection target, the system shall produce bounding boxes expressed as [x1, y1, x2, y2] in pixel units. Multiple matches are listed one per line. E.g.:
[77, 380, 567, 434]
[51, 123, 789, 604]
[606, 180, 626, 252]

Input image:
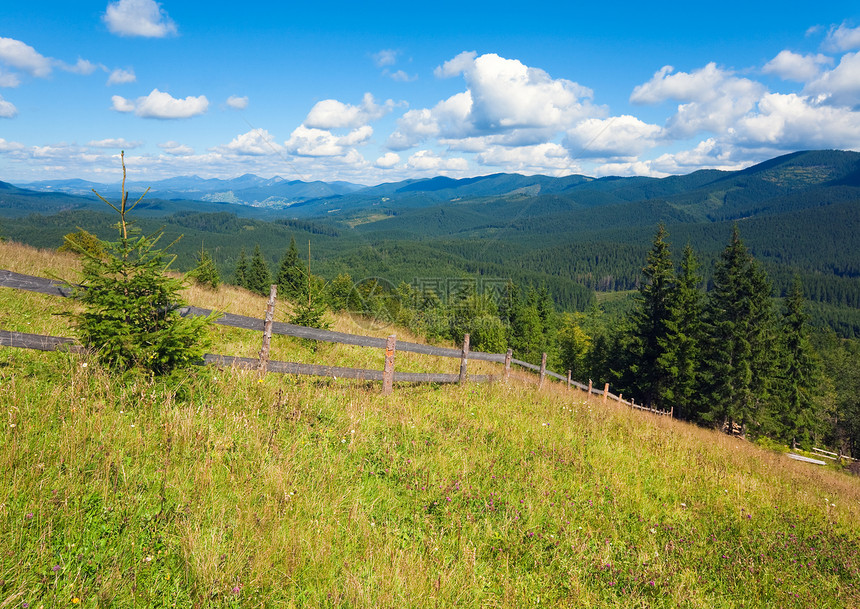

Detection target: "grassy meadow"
[1, 241, 859, 608]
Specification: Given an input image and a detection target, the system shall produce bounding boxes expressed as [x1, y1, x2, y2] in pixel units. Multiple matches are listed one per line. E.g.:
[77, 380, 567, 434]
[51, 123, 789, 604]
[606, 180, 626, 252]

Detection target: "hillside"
[1, 241, 859, 607]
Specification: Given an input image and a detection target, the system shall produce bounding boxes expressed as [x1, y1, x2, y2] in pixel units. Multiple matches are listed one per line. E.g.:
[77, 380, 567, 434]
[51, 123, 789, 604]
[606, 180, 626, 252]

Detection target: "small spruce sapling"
[68, 151, 212, 374]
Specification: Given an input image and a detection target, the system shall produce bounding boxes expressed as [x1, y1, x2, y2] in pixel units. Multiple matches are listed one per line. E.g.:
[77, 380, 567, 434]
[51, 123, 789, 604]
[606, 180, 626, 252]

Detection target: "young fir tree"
[779, 275, 821, 449]
[661, 243, 704, 420]
[189, 244, 220, 289]
[702, 226, 777, 436]
[69, 151, 211, 375]
[276, 236, 304, 300]
[629, 224, 676, 409]
[246, 244, 272, 296]
[234, 247, 249, 289]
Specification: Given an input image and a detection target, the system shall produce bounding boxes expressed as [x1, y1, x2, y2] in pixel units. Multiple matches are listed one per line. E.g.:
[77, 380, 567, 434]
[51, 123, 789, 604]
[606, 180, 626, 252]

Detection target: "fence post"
[587, 379, 592, 401]
[567, 370, 572, 391]
[382, 334, 396, 395]
[259, 284, 277, 371]
[504, 348, 512, 381]
[619, 393, 623, 404]
[539, 352, 547, 388]
[459, 333, 470, 385]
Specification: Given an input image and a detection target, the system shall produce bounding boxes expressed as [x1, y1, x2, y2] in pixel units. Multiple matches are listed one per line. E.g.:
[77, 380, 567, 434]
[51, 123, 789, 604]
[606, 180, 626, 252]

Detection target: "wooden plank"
[0, 270, 76, 297]
[0, 329, 83, 353]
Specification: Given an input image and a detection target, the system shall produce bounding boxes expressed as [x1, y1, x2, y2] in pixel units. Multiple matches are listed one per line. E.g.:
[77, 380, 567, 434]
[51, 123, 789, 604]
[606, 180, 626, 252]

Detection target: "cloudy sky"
[2, 1, 860, 184]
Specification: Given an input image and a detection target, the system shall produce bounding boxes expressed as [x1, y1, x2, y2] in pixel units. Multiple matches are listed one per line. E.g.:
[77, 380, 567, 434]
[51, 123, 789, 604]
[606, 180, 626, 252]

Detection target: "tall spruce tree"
[234, 247, 249, 289]
[276, 237, 304, 300]
[629, 224, 676, 409]
[702, 226, 777, 436]
[778, 276, 821, 448]
[190, 244, 220, 289]
[247, 244, 272, 295]
[661, 243, 704, 420]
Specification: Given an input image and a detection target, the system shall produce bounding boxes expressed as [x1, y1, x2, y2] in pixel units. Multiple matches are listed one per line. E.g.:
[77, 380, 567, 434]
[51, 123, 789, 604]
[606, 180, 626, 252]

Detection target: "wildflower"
[650, 528, 656, 534]
[72, 599, 81, 605]
[25, 513, 33, 520]
[52, 565, 61, 572]
[81, 363, 88, 368]
[232, 585, 241, 595]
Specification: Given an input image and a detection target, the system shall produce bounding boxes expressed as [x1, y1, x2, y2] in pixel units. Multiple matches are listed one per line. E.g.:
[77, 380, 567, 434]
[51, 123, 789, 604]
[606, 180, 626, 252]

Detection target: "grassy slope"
[1, 241, 859, 608]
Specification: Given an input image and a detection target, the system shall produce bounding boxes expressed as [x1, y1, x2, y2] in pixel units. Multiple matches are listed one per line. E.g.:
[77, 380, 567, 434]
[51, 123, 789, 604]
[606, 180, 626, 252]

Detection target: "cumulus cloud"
[823, 22, 860, 53]
[803, 52, 860, 108]
[226, 95, 248, 110]
[158, 140, 194, 156]
[476, 143, 573, 173]
[631, 63, 765, 138]
[375, 152, 400, 168]
[103, 0, 177, 38]
[407, 150, 469, 173]
[387, 69, 416, 82]
[111, 89, 208, 119]
[304, 93, 394, 129]
[285, 125, 373, 157]
[88, 138, 142, 149]
[763, 50, 833, 82]
[564, 115, 663, 159]
[731, 92, 860, 149]
[107, 68, 136, 85]
[0, 37, 53, 79]
[390, 52, 603, 152]
[0, 94, 17, 118]
[219, 129, 282, 156]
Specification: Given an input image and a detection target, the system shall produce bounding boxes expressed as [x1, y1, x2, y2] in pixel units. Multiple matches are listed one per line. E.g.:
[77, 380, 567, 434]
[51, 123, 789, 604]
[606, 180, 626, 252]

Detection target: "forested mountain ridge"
[2, 150, 859, 335]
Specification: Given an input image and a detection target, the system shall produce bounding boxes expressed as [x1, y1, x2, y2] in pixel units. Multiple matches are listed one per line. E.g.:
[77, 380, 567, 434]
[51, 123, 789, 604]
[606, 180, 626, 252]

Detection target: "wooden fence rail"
[0, 270, 669, 416]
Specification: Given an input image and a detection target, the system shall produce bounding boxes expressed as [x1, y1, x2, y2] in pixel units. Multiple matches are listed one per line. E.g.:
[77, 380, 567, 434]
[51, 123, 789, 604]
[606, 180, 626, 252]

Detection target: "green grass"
[1, 242, 859, 607]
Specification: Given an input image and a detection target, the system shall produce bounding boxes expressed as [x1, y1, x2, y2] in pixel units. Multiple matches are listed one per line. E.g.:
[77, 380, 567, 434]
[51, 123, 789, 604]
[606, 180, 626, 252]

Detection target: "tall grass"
[1, 240, 859, 607]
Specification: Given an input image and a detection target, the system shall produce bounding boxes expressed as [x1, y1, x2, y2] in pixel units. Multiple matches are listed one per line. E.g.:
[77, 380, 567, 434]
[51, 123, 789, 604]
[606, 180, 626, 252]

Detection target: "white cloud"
[220, 129, 282, 156]
[88, 138, 142, 149]
[631, 63, 765, 138]
[103, 0, 178, 38]
[107, 68, 136, 85]
[387, 69, 416, 82]
[59, 58, 99, 75]
[648, 139, 751, 175]
[763, 50, 832, 82]
[731, 92, 860, 149]
[0, 69, 21, 88]
[823, 22, 860, 53]
[111, 88, 208, 119]
[0, 37, 53, 78]
[391, 52, 603, 153]
[285, 125, 372, 157]
[593, 160, 668, 178]
[407, 150, 469, 173]
[804, 52, 860, 108]
[375, 152, 400, 168]
[226, 95, 248, 110]
[0, 95, 17, 118]
[564, 115, 662, 159]
[373, 49, 398, 68]
[304, 93, 394, 129]
[476, 143, 573, 173]
[434, 51, 477, 78]
[111, 95, 136, 113]
[158, 140, 194, 156]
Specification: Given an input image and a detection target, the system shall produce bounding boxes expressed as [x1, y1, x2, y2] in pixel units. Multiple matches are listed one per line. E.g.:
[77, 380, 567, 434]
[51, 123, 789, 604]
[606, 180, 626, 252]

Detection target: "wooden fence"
[0, 269, 671, 416]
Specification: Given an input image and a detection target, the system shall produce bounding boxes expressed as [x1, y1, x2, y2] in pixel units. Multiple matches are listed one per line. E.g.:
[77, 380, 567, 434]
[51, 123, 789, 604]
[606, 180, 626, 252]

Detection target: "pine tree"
[661, 243, 704, 420]
[189, 244, 220, 289]
[246, 244, 271, 296]
[702, 226, 777, 436]
[276, 237, 304, 300]
[234, 247, 249, 289]
[778, 276, 821, 448]
[629, 224, 676, 409]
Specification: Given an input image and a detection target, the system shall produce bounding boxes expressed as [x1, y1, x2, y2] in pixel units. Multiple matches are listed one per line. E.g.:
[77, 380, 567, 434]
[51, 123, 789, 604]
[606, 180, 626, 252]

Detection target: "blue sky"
[1, 1, 860, 184]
